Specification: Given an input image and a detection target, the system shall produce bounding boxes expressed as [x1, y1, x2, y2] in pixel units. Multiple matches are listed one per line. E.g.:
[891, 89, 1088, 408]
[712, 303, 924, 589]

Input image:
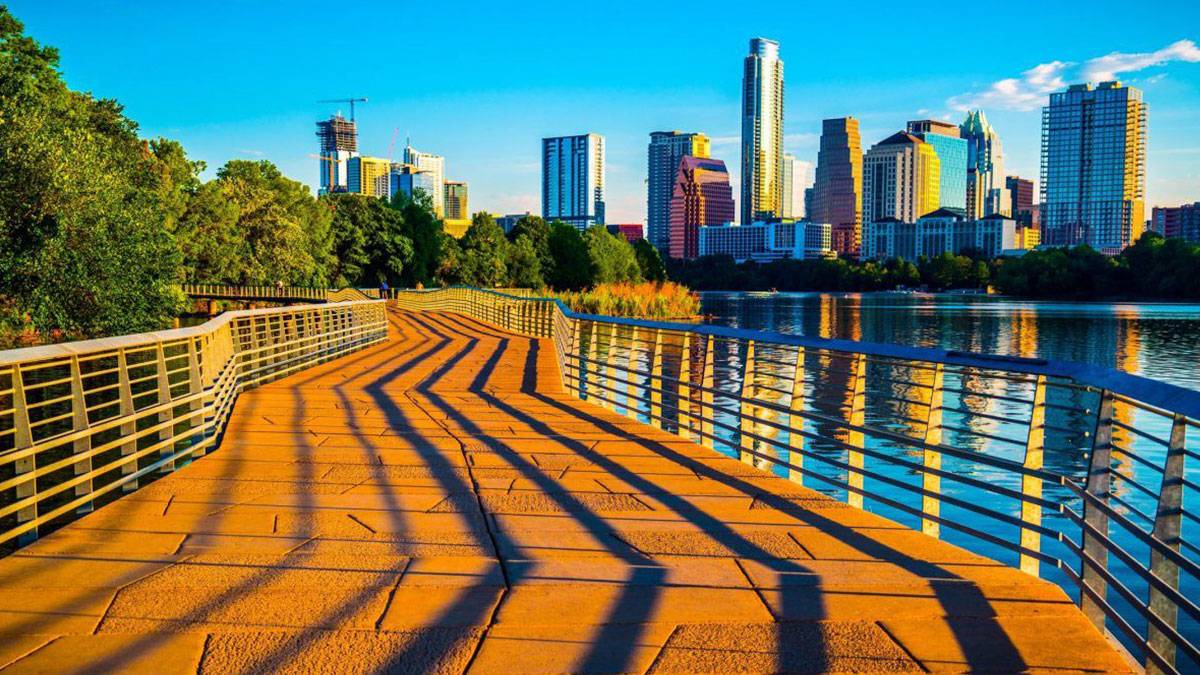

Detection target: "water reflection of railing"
[0, 300, 388, 553]
[395, 286, 1200, 675]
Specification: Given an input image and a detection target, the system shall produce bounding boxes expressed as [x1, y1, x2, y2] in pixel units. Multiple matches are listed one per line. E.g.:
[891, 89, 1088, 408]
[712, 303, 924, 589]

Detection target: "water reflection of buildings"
[709, 293, 1155, 499]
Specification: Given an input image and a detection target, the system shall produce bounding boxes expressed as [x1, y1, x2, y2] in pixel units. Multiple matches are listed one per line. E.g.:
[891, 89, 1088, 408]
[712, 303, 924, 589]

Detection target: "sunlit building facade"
[698, 220, 832, 262]
[347, 156, 391, 198]
[811, 118, 863, 257]
[542, 133, 606, 229]
[648, 131, 709, 253]
[1006, 176, 1035, 229]
[862, 210, 1016, 260]
[741, 37, 784, 224]
[1041, 81, 1147, 254]
[443, 181, 468, 220]
[781, 154, 811, 220]
[390, 164, 438, 205]
[863, 132, 940, 225]
[961, 110, 1010, 219]
[402, 145, 446, 216]
[1151, 203, 1200, 242]
[668, 156, 735, 260]
[907, 120, 966, 212]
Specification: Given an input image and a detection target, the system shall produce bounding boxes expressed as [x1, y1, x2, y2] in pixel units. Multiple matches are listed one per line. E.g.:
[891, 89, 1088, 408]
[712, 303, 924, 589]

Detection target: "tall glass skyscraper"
[403, 145, 446, 216]
[647, 131, 710, 253]
[1041, 82, 1147, 254]
[740, 38, 784, 225]
[906, 120, 967, 213]
[811, 117, 863, 256]
[542, 134, 606, 229]
[960, 110, 1010, 219]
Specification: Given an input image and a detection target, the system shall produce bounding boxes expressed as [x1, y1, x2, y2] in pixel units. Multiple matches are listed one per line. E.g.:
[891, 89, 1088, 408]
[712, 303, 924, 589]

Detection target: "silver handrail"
[394, 285, 1199, 675]
[0, 300, 388, 552]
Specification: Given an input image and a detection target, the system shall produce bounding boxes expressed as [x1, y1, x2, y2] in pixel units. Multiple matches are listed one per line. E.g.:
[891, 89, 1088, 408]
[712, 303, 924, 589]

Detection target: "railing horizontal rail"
[0, 298, 387, 551]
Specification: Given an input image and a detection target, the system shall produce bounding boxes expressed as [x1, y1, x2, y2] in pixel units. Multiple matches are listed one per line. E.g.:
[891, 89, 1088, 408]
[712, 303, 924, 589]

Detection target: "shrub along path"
[0, 309, 1129, 673]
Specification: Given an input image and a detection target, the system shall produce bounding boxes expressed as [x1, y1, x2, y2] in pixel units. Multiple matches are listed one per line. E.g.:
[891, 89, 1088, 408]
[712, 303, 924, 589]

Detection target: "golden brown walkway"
[0, 309, 1129, 673]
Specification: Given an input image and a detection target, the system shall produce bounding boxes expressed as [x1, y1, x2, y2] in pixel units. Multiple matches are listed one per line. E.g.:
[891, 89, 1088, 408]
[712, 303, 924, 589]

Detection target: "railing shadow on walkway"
[400, 309, 1029, 671]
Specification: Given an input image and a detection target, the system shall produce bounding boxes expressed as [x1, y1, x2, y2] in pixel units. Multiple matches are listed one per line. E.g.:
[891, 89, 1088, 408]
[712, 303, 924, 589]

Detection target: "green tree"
[391, 191, 443, 287]
[632, 238, 667, 282]
[324, 194, 413, 287]
[508, 215, 553, 280]
[459, 213, 510, 287]
[176, 181, 242, 283]
[545, 221, 592, 290]
[179, 160, 333, 286]
[584, 225, 642, 284]
[506, 234, 544, 288]
[436, 235, 463, 286]
[0, 8, 190, 337]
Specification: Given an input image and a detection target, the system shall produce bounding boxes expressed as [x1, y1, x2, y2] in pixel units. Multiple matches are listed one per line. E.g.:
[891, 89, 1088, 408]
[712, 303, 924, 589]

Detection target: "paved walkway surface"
[0, 309, 1130, 673]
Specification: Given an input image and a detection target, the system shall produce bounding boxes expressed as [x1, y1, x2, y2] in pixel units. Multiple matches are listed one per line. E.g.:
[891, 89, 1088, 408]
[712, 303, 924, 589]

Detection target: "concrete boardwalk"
[0, 310, 1129, 673]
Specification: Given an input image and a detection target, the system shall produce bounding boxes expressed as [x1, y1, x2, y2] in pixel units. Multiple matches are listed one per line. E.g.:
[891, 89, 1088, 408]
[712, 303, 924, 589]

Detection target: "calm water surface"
[700, 291, 1200, 391]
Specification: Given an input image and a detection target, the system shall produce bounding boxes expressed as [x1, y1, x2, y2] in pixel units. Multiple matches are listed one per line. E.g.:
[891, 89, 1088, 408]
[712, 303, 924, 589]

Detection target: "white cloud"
[1082, 40, 1200, 81]
[948, 39, 1200, 112]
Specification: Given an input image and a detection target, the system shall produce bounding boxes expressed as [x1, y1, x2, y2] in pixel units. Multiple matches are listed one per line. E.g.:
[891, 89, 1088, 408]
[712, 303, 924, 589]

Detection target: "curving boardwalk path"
[0, 309, 1129, 673]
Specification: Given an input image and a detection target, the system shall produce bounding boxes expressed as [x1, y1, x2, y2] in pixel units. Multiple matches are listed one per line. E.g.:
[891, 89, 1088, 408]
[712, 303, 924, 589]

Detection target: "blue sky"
[11, 1, 1200, 222]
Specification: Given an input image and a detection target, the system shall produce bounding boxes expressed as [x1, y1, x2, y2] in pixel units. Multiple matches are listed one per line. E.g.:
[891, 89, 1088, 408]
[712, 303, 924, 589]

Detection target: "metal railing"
[180, 284, 381, 303]
[0, 299, 388, 552]
[395, 286, 1200, 675]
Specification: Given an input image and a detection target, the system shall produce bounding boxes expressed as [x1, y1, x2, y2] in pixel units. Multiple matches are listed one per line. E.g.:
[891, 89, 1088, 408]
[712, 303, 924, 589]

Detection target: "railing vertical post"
[1018, 374, 1047, 575]
[921, 363, 945, 537]
[155, 342, 176, 473]
[567, 319, 581, 398]
[700, 335, 714, 449]
[788, 347, 806, 483]
[1146, 413, 1186, 673]
[627, 326, 641, 420]
[68, 356, 94, 514]
[585, 322, 600, 405]
[650, 330, 664, 429]
[846, 353, 868, 509]
[186, 337, 205, 457]
[116, 349, 138, 492]
[1080, 389, 1114, 630]
[12, 365, 37, 544]
[606, 323, 621, 415]
[677, 333, 692, 440]
[739, 340, 757, 466]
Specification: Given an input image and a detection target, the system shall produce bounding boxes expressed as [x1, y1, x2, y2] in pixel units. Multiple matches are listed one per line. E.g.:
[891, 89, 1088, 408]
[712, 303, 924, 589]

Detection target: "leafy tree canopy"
[584, 226, 642, 285]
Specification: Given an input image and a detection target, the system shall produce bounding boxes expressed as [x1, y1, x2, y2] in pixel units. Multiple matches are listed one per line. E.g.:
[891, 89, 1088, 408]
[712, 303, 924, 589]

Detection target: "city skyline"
[12, 1, 1200, 223]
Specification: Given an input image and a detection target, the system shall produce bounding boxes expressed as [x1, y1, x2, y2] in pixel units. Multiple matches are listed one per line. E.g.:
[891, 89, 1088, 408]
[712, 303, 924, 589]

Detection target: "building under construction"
[316, 114, 359, 194]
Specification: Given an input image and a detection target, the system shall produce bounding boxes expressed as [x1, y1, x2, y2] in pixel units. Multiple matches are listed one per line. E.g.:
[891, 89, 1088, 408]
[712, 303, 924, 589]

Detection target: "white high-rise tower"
[740, 37, 784, 225]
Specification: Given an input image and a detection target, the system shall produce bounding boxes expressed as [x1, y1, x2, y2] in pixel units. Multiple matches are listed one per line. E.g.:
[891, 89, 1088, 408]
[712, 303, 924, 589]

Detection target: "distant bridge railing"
[181, 284, 381, 303]
[395, 286, 1200, 674]
[0, 299, 387, 553]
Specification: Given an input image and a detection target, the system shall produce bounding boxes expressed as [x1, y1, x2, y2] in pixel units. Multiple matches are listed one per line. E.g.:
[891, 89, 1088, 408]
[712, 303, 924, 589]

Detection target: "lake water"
[691, 291, 1200, 660]
[699, 291, 1200, 392]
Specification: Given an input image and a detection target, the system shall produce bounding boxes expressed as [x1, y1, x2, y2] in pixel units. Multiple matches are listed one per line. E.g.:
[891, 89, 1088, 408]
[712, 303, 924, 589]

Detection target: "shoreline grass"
[550, 281, 701, 320]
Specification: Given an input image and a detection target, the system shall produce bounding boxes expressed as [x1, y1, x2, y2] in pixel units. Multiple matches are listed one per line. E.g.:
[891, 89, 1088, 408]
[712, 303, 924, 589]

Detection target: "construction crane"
[317, 97, 368, 121]
[308, 153, 346, 193]
[386, 127, 400, 163]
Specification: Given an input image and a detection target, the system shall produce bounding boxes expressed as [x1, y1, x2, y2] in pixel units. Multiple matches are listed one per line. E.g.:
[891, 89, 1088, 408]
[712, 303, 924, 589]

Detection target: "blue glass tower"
[907, 120, 967, 214]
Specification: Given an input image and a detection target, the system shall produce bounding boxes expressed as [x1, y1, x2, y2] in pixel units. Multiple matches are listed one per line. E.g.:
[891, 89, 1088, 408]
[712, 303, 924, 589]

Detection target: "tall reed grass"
[551, 281, 700, 319]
